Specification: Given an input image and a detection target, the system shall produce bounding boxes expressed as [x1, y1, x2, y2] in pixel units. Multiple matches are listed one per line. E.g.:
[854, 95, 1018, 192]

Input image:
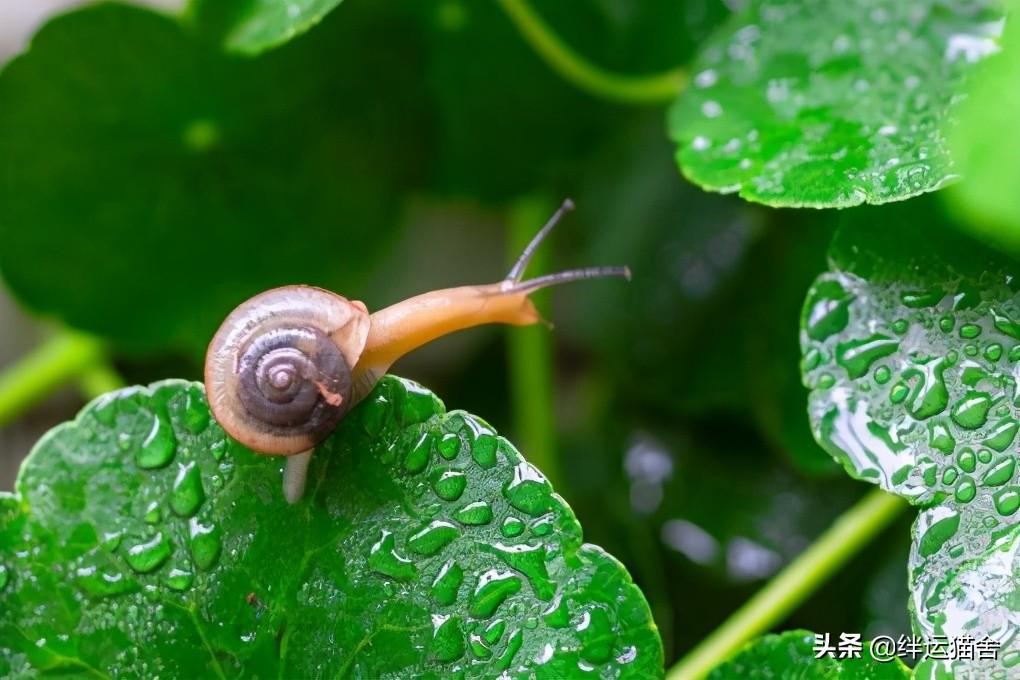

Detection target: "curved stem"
[667, 488, 906, 680]
[497, 0, 686, 105]
[0, 332, 110, 425]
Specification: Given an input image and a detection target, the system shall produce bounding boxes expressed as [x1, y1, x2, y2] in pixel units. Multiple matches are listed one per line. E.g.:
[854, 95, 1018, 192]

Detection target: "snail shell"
[204, 286, 371, 455]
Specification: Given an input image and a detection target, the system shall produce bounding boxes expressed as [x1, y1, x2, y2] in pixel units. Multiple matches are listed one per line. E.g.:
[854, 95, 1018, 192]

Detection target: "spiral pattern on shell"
[204, 286, 371, 455]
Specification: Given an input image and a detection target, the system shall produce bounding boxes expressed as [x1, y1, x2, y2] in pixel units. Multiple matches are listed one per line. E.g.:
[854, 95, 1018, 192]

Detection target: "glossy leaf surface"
[799, 203, 1020, 675]
[0, 377, 661, 677]
[670, 0, 1003, 208]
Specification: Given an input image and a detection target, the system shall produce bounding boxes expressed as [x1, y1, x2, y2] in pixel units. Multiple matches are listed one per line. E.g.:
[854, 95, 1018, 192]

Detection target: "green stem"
[667, 488, 906, 680]
[78, 363, 127, 400]
[0, 332, 109, 425]
[507, 196, 561, 488]
[497, 0, 686, 105]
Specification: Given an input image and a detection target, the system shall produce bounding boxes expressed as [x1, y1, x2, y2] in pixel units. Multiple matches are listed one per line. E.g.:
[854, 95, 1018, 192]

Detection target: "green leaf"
[188, 0, 346, 54]
[669, 0, 1003, 208]
[0, 4, 429, 353]
[948, 9, 1020, 252]
[706, 630, 910, 678]
[0, 376, 662, 677]
[799, 200, 1020, 675]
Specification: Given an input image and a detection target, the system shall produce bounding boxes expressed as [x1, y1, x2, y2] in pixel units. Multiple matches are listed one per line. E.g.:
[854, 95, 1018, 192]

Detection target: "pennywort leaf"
[0, 376, 661, 677]
[799, 201, 1020, 675]
[669, 0, 1003, 208]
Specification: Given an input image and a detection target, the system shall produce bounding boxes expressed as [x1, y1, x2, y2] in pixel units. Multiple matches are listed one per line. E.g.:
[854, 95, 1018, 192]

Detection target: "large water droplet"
[980, 457, 1015, 487]
[438, 433, 461, 460]
[432, 470, 467, 501]
[484, 542, 554, 600]
[918, 509, 960, 557]
[431, 559, 463, 605]
[125, 533, 172, 573]
[836, 334, 899, 379]
[578, 606, 615, 664]
[430, 614, 466, 662]
[408, 521, 460, 556]
[136, 413, 176, 469]
[470, 570, 522, 618]
[76, 563, 138, 597]
[182, 387, 209, 434]
[170, 462, 205, 517]
[805, 280, 853, 340]
[164, 567, 194, 592]
[982, 418, 1018, 451]
[455, 501, 493, 526]
[189, 518, 221, 570]
[501, 517, 525, 537]
[369, 530, 417, 581]
[405, 431, 432, 473]
[950, 391, 992, 429]
[901, 358, 949, 419]
[505, 463, 553, 516]
[993, 487, 1019, 516]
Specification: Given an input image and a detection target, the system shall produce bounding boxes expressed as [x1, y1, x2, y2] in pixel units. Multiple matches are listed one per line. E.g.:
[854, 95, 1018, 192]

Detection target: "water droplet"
[992, 308, 1020, 339]
[918, 509, 960, 556]
[125, 533, 172, 573]
[939, 314, 955, 333]
[816, 373, 835, 389]
[982, 418, 1017, 451]
[901, 358, 949, 419]
[430, 614, 465, 662]
[455, 501, 493, 526]
[957, 448, 977, 473]
[993, 487, 1019, 516]
[432, 470, 467, 501]
[901, 286, 945, 308]
[804, 280, 852, 341]
[408, 521, 460, 556]
[942, 467, 958, 485]
[189, 518, 221, 570]
[1009, 345, 1020, 362]
[170, 462, 205, 517]
[144, 502, 162, 524]
[890, 382, 909, 403]
[927, 419, 955, 454]
[469, 633, 493, 659]
[836, 334, 899, 379]
[578, 606, 615, 664]
[959, 323, 982, 339]
[891, 318, 909, 334]
[470, 570, 522, 618]
[438, 432, 461, 460]
[0, 563, 9, 591]
[985, 343, 1003, 362]
[182, 387, 209, 434]
[472, 435, 498, 469]
[981, 457, 1015, 487]
[369, 530, 417, 581]
[501, 517, 525, 537]
[977, 448, 993, 464]
[483, 619, 506, 644]
[802, 348, 822, 371]
[950, 391, 991, 429]
[530, 515, 554, 536]
[505, 462, 553, 516]
[874, 366, 891, 384]
[955, 477, 976, 503]
[484, 542, 554, 600]
[164, 567, 194, 592]
[404, 431, 432, 473]
[75, 563, 138, 597]
[136, 413, 176, 469]
[431, 560, 463, 605]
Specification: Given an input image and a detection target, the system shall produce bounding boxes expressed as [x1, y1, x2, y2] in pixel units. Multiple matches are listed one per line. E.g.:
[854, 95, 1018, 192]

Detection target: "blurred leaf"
[948, 9, 1020, 252]
[669, 0, 1003, 208]
[799, 199, 1020, 675]
[0, 3, 429, 353]
[197, 0, 347, 54]
[706, 630, 910, 678]
[0, 376, 662, 677]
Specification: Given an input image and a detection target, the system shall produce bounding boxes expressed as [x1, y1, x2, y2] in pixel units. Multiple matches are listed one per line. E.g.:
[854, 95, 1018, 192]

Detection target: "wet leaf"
[0, 376, 661, 677]
[799, 200, 1020, 675]
[0, 4, 429, 353]
[669, 0, 1003, 208]
[706, 630, 910, 678]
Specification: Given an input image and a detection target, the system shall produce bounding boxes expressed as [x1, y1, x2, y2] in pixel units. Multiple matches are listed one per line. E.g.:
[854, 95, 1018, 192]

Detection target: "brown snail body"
[204, 200, 628, 502]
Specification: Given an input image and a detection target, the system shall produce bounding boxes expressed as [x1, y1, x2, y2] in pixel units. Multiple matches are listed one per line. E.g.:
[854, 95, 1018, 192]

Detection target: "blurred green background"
[0, 0, 914, 668]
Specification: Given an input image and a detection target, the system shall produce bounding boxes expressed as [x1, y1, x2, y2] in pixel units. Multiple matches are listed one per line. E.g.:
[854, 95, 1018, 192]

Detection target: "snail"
[204, 199, 628, 503]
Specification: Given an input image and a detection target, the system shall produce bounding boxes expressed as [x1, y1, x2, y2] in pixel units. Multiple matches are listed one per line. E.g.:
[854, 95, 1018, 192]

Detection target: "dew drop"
[501, 517, 525, 537]
[431, 559, 464, 605]
[182, 387, 209, 434]
[125, 533, 172, 573]
[505, 462, 554, 516]
[405, 431, 432, 473]
[954, 477, 977, 503]
[189, 518, 221, 570]
[455, 501, 493, 526]
[918, 509, 960, 556]
[472, 435, 498, 469]
[369, 530, 417, 581]
[994, 487, 1020, 516]
[438, 433, 461, 460]
[136, 413, 176, 469]
[0, 563, 9, 591]
[959, 323, 982, 339]
[950, 391, 992, 429]
[408, 521, 460, 556]
[431, 615, 465, 662]
[432, 470, 467, 501]
[804, 280, 853, 341]
[578, 606, 615, 664]
[470, 570, 522, 618]
[164, 567, 194, 592]
[980, 457, 1015, 487]
[170, 462, 205, 517]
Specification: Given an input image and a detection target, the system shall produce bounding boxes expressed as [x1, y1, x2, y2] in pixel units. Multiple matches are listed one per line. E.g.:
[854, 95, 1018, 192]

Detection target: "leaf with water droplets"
[0, 376, 661, 677]
[799, 201, 1020, 675]
[669, 0, 1003, 208]
[191, 0, 347, 55]
[706, 630, 910, 678]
